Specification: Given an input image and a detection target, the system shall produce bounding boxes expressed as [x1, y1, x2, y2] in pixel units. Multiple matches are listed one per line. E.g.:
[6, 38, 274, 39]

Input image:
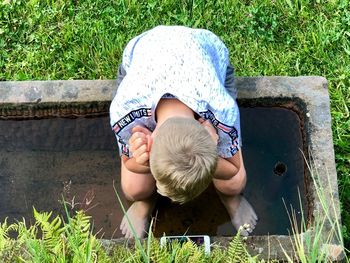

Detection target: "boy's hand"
[129, 126, 153, 165]
[198, 118, 219, 145]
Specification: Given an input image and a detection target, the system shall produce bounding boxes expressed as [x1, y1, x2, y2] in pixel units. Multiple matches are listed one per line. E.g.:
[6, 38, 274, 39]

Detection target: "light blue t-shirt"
[110, 25, 241, 158]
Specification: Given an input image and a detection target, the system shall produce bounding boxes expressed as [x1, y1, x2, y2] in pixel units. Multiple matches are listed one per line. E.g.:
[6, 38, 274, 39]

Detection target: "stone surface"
[0, 77, 343, 260]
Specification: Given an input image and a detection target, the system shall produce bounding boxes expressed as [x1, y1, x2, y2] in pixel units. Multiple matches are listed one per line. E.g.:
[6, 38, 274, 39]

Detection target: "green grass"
[1, 0, 349, 251]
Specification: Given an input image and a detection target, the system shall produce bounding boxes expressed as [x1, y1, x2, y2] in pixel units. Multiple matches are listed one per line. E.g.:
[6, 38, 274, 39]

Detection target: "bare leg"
[213, 150, 258, 236]
[120, 159, 157, 239]
[119, 195, 157, 239]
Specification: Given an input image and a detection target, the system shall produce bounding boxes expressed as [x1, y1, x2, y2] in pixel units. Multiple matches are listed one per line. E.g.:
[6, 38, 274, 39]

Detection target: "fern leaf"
[227, 227, 250, 263]
[111, 245, 133, 262]
[33, 207, 65, 256]
[150, 238, 171, 262]
[0, 218, 10, 251]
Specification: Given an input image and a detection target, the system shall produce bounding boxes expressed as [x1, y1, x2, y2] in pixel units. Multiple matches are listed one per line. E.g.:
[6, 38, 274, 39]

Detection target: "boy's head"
[149, 117, 218, 204]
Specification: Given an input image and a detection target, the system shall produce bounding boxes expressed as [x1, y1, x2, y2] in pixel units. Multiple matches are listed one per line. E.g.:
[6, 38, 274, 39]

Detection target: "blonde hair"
[150, 117, 218, 204]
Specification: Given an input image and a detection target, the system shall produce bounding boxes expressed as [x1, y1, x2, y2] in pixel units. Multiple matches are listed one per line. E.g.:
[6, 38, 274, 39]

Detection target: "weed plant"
[0, 0, 349, 254]
[280, 157, 348, 262]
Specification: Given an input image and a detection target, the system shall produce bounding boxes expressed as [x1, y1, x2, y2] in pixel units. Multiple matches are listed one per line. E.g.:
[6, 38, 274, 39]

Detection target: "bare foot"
[218, 194, 258, 236]
[120, 198, 156, 239]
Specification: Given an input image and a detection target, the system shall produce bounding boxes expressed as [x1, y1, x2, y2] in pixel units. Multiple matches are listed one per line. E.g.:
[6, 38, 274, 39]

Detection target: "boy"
[110, 25, 257, 238]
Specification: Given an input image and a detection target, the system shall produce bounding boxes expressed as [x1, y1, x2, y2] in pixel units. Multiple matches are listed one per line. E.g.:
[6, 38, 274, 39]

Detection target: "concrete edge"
[0, 77, 343, 260]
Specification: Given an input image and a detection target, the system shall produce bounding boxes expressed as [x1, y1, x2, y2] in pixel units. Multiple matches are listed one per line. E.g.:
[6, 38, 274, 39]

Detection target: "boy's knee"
[215, 167, 247, 196]
[229, 169, 246, 194]
[121, 180, 156, 201]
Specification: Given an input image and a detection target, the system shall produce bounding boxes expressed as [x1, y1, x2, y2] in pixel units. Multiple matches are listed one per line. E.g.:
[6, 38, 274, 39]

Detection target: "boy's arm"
[122, 155, 151, 174]
[213, 152, 240, 180]
[198, 118, 240, 180]
[122, 125, 153, 174]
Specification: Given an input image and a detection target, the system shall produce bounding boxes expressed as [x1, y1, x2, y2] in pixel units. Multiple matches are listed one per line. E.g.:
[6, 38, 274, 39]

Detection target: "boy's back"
[110, 25, 240, 159]
[122, 25, 228, 79]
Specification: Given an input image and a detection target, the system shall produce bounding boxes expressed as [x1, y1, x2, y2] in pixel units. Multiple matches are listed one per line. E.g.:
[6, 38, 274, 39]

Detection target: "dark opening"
[274, 162, 288, 176]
